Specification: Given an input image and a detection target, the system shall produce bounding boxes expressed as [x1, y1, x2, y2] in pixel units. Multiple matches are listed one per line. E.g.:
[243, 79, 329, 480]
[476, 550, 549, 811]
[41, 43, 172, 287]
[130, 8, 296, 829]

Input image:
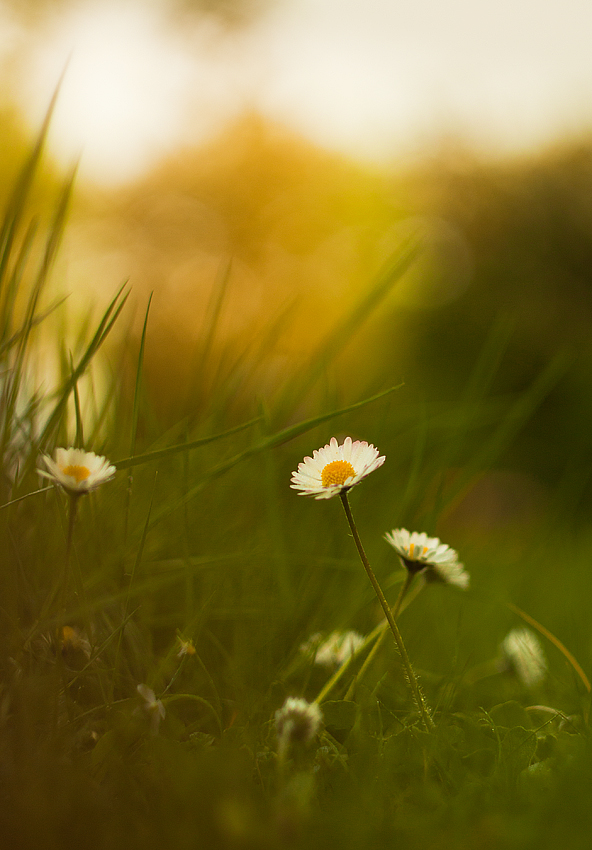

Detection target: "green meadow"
[2, 105, 592, 850]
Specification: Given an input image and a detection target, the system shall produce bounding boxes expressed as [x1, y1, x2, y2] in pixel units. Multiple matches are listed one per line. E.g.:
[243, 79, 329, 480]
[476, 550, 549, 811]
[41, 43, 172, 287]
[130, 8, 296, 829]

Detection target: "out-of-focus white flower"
[290, 437, 385, 499]
[275, 697, 322, 748]
[176, 635, 196, 658]
[137, 683, 166, 734]
[499, 628, 547, 688]
[384, 528, 469, 589]
[61, 625, 91, 660]
[39, 447, 115, 495]
[301, 630, 365, 667]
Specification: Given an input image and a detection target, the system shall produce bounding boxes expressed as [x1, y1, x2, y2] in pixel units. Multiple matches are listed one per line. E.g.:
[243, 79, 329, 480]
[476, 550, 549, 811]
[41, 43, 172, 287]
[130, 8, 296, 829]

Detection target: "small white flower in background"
[384, 528, 469, 589]
[137, 683, 166, 734]
[290, 437, 385, 500]
[275, 697, 322, 748]
[61, 625, 91, 660]
[301, 630, 365, 667]
[176, 635, 196, 658]
[499, 628, 547, 688]
[39, 447, 116, 495]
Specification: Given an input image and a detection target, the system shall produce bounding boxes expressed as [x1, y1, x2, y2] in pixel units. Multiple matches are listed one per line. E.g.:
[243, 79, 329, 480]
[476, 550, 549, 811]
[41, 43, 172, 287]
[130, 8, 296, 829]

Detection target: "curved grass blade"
[148, 384, 402, 529]
[114, 414, 263, 471]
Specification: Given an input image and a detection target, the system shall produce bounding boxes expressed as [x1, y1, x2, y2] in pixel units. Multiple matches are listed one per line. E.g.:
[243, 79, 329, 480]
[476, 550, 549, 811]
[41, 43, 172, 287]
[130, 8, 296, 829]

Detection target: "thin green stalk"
[313, 630, 381, 705]
[60, 493, 80, 623]
[344, 570, 414, 701]
[339, 492, 434, 731]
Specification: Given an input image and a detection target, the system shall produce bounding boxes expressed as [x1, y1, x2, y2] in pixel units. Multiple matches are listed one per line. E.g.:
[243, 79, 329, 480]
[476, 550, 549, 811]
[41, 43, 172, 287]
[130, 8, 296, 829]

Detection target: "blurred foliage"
[58, 117, 592, 519]
[5, 0, 270, 29]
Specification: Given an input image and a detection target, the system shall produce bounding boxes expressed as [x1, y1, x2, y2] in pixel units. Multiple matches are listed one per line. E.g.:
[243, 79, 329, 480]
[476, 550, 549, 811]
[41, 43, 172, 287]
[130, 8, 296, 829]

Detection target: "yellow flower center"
[321, 460, 356, 488]
[62, 464, 91, 482]
[61, 626, 76, 645]
[408, 543, 429, 560]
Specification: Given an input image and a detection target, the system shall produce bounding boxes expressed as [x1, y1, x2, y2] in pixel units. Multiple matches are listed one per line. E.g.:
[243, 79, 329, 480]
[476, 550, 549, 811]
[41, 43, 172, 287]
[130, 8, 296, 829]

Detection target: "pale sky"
[7, 0, 592, 184]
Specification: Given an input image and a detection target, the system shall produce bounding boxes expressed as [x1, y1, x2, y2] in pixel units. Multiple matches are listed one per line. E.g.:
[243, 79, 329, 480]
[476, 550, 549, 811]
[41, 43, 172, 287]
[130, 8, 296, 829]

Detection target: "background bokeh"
[2, 0, 592, 535]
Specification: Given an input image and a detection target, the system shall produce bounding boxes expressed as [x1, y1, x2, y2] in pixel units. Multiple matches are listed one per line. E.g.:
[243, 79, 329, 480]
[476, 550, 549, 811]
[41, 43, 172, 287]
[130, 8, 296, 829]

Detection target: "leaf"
[489, 700, 533, 729]
[321, 700, 358, 733]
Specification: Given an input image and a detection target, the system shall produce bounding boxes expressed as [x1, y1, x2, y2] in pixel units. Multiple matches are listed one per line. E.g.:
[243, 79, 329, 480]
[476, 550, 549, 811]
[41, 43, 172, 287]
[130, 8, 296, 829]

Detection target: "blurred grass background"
[1, 72, 592, 848]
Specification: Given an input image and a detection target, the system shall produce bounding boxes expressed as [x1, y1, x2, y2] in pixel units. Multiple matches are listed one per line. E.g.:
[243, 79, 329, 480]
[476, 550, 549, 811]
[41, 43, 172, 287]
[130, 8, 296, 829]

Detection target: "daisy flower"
[137, 683, 166, 734]
[176, 635, 196, 658]
[499, 628, 547, 688]
[60, 625, 91, 661]
[385, 528, 469, 589]
[301, 630, 366, 667]
[275, 697, 323, 747]
[39, 447, 116, 496]
[290, 436, 385, 499]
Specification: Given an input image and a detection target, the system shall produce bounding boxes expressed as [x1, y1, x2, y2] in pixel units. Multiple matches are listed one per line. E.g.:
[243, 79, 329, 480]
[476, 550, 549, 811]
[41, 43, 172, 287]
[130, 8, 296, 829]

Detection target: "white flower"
[301, 630, 366, 667]
[384, 528, 469, 589]
[290, 437, 385, 499]
[60, 625, 91, 660]
[39, 447, 116, 495]
[275, 697, 322, 746]
[137, 683, 166, 734]
[500, 628, 547, 688]
[176, 635, 196, 658]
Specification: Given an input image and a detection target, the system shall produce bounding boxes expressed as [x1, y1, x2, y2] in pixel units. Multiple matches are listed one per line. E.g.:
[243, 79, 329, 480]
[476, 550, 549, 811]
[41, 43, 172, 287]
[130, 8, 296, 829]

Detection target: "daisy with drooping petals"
[39, 447, 116, 495]
[290, 436, 385, 499]
[385, 528, 469, 589]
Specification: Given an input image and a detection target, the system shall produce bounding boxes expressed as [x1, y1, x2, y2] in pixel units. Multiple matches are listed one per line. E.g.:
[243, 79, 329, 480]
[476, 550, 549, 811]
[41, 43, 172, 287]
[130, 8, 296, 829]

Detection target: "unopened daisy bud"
[291, 437, 385, 499]
[39, 447, 116, 496]
[385, 528, 469, 589]
[499, 628, 547, 688]
[275, 697, 322, 748]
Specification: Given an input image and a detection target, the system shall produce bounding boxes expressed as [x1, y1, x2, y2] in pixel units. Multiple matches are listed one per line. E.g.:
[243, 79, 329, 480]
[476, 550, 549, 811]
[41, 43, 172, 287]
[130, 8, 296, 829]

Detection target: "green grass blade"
[37, 284, 129, 448]
[70, 351, 84, 448]
[115, 415, 263, 471]
[278, 238, 420, 410]
[129, 292, 152, 457]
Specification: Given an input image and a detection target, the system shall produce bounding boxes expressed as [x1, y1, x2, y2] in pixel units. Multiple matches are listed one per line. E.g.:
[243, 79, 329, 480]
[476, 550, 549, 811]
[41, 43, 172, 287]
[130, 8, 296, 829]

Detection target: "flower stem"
[344, 570, 414, 701]
[60, 493, 79, 623]
[339, 492, 434, 730]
